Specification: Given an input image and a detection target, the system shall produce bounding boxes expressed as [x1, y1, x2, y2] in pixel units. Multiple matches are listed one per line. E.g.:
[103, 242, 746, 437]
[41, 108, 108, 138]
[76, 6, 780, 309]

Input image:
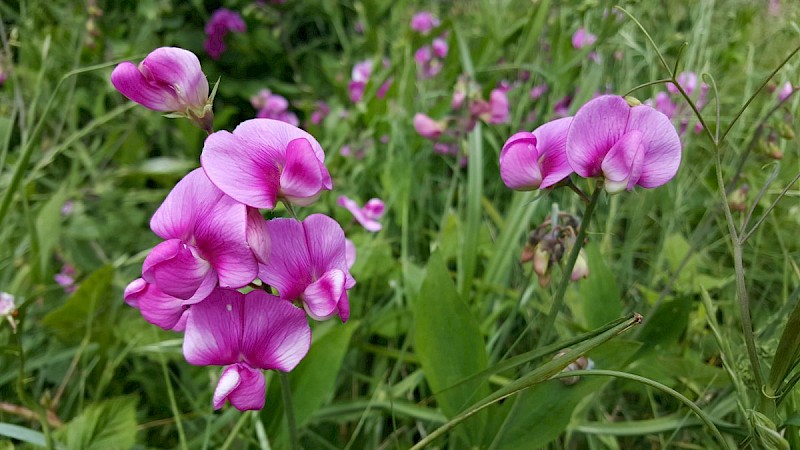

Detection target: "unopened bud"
[570, 248, 590, 281]
[533, 244, 550, 278]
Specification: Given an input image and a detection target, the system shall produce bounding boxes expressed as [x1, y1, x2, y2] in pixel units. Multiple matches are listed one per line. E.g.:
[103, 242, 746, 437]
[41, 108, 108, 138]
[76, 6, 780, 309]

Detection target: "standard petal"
[226, 364, 266, 411]
[212, 365, 241, 410]
[240, 290, 311, 372]
[233, 119, 327, 167]
[140, 47, 209, 109]
[566, 95, 630, 177]
[279, 138, 326, 205]
[626, 105, 682, 188]
[201, 130, 282, 209]
[302, 269, 345, 321]
[150, 168, 224, 241]
[601, 130, 645, 193]
[534, 117, 575, 188]
[142, 239, 216, 300]
[194, 195, 258, 289]
[183, 289, 243, 366]
[499, 131, 542, 191]
[303, 214, 351, 280]
[259, 218, 313, 300]
[111, 62, 180, 111]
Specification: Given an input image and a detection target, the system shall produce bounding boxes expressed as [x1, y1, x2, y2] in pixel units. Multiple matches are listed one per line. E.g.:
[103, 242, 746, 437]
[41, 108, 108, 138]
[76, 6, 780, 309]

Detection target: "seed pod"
[554, 349, 594, 385]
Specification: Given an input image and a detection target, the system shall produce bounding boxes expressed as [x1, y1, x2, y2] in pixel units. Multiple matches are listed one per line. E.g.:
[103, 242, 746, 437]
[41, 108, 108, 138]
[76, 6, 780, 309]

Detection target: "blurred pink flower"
[530, 84, 548, 100]
[778, 81, 793, 102]
[432, 37, 448, 58]
[311, 101, 330, 125]
[488, 88, 510, 124]
[338, 196, 385, 232]
[566, 95, 682, 193]
[667, 72, 698, 96]
[202, 119, 332, 209]
[250, 89, 298, 126]
[410, 11, 440, 34]
[413, 113, 445, 140]
[204, 9, 246, 60]
[572, 28, 597, 49]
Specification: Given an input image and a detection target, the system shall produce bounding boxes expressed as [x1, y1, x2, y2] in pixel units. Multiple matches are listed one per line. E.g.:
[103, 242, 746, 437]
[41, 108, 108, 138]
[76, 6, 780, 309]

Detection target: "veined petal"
[110, 62, 181, 112]
[626, 105, 682, 188]
[303, 214, 353, 288]
[566, 95, 630, 177]
[194, 195, 257, 289]
[124, 278, 187, 331]
[601, 130, 645, 193]
[259, 218, 313, 300]
[213, 365, 241, 410]
[183, 289, 243, 366]
[233, 119, 327, 166]
[240, 290, 311, 371]
[201, 130, 282, 209]
[344, 239, 357, 271]
[302, 269, 345, 321]
[246, 208, 271, 264]
[280, 138, 326, 205]
[499, 131, 542, 190]
[142, 239, 216, 300]
[225, 365, 266, 411]
[150, 169, 224, 241]
[140, 47, 209, 109]
[534, 117, 574, 188]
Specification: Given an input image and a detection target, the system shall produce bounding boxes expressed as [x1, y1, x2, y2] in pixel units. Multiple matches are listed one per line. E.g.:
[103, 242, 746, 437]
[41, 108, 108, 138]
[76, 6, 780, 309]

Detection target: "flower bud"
[570, 248, 590, 281]
[778, 122, 795, 140]
[533, 244, 550, 278]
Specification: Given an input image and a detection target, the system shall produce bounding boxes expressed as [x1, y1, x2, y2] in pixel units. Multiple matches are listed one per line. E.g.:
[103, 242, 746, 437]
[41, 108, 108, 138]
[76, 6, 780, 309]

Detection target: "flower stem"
[538, 182, 602, 346]
[279, 372, 300, 450]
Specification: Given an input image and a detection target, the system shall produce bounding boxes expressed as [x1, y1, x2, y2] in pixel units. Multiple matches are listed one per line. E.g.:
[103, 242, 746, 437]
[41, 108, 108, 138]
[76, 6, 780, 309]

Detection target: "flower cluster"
[520, 212, 589, 288]
[204, 8, 247, 60]
[251, 89, 299, 126]
[500, 94, 682, 194]
[113, 47, 354, 411]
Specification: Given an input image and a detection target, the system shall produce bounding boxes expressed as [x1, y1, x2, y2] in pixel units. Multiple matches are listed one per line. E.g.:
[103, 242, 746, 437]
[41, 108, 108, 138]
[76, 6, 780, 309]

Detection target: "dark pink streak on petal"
[566, 95, 630, 177]
[240, 290, 311, 372]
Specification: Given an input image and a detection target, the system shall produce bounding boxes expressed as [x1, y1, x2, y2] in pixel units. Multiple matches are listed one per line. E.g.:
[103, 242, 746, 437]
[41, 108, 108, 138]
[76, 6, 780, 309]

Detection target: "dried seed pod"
[554, 349, 594, 385]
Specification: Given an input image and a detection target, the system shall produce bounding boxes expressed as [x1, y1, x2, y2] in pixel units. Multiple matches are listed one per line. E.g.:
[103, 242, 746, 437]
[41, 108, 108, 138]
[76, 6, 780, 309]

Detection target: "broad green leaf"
[637, 294, 692, 351]
[42, 265, 115, 343]
[488, 340, 641, 450]
[414, 252, 489, 443]
[579, 242, 621, 329]
[57, 396, 137, 450]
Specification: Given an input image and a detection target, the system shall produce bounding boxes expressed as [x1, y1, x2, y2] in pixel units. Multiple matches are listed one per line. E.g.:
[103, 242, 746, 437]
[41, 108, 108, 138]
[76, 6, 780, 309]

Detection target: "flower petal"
[534, 117, 574, 188]
[303, 214, 354, 289]
[566, 95, 630, 177]
[183, 289, 243, 366]
[110, 62, 180, 112]
[124, 278, 187, 331]
[225, 365, 266, 411]
[601, 130, 645, 193]
[212, 365, 241, 410]
[626, 105, 682, 188]
[240, 290, 311, 371]
[279, 138, 326, 206]
[142, 239, 216, 300]
[246, 208, 271, 264]
[259, 218, 313, 300]
[499, 131, 542, 190]
[150, 169, 224, 241]
[140, 47, 209, 109]
[363, 199, 385, 220]
[302, 269, 345, 321]
[338, 196, 382, 232]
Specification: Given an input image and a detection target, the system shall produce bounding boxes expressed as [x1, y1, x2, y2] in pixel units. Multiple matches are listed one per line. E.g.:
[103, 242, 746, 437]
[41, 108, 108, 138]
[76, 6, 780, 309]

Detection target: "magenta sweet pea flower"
[566, 95, 682, 193]
[250, 89, 299, 126]
[111, 47, 213, 131]
[667, 72, 698, 96]
[572, 28, 597, 49]
[183, 289, 311, 411]
[202, 119, 332, 209]
[500, 117, 573, 190]
[410, 11, 440, 34]
[142, 169, 258, 301]
[204, 9, 247, 60]
[257, 214, 355, 322]
[124, 278, 189, 331]
[432, 37, 449, 58]
[413, 113, 445, 140]
[338, 196, 385, 232]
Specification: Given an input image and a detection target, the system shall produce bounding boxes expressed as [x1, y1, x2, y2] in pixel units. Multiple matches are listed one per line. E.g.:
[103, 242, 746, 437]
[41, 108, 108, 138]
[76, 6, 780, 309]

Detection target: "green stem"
[539, 181, 602, 346]
[280, 372, 300, 450]
[155, 329, 188, 450]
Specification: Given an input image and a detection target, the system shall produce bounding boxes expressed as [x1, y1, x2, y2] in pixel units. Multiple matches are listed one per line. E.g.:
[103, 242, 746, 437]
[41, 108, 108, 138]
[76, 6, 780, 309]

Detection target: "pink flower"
[0, 292, 15, 332]
[202, 119, 332, 209]
[410, 11, 440, 34]
[311, 101, 330, 125]
[650, 92, 676, 118]
[488, 88, 510, 124]
[55, 265, 77, 293]
[432, 37, 448, 58]
[415, 46, 432, 65]
[204, 9, 247, 60]
[530, 84, 548, 100]
[111, 47, 212, 130]
[572, 28, 597, 49]
[778, 81, 793, 102]
[413, 113, 445, 140]
[553, 94, 573, 117]
[338, 196, 385, 232]
[124, 278, 189, 331]
[348, 60, 373, 103]
[377, 78, 393, 99]
[257, 214, 355, 322]
[250, 89, 299, 126]
[452, 79, 467, 109]
[667, 72, 698, 96]
[183, 289, 311, 411]
[499, 117, 573, 190]
[566, 95, 682, 193]
[141, 169, 258, 301]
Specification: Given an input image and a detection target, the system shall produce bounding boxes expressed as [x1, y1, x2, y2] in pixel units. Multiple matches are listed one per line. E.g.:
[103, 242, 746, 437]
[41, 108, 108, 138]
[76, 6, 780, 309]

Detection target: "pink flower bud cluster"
[204, 8, 247, 60]
[500, 94, 682, 195]
[113, 47, 355, 412]
[250, 89, 299, 126]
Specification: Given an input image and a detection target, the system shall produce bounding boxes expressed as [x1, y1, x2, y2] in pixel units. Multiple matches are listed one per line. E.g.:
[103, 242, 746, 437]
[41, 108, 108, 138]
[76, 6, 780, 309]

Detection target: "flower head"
[183, 289, 311, 411]
[202, 119, 332, 209]
[256, 214, 355, 322]
[566, 95, 682, 193]
[111, 47, 212, 131]
[142, 169, 258, 301]
[338, 196, 385, 232]
[500, 117, 573, 190]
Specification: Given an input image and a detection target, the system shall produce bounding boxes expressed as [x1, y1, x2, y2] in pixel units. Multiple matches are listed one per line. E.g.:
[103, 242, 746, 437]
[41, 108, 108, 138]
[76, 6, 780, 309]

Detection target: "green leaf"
[0, 423, 53, 448]
[579, 242, 621, 329]
[42, 265, 115, 342]
[767, 294, 800, 395]
[57, 396, 137, 450]
[414, 252, 489, 442]
[637, 294, 692, 351]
